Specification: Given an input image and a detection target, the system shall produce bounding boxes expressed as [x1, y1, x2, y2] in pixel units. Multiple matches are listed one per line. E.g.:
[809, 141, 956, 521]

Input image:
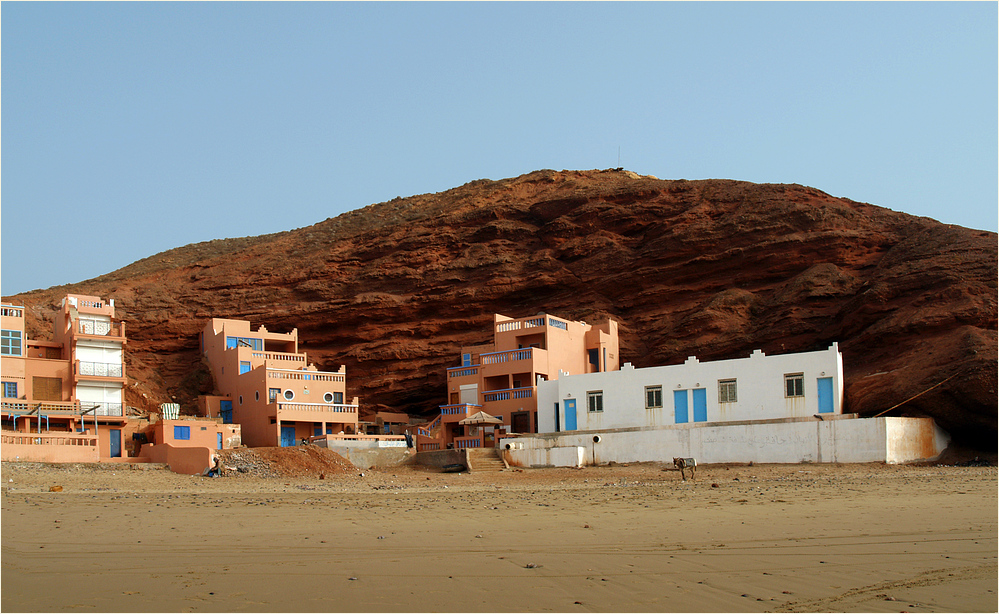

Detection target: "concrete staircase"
[465, 447, 507, 472]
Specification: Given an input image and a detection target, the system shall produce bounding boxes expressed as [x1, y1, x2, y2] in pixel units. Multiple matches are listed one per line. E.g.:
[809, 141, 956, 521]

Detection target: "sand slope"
[2, 461, 996, 612]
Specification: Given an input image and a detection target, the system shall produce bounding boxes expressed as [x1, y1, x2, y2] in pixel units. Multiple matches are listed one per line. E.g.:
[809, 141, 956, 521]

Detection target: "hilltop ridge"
[7, 169, 997, 451]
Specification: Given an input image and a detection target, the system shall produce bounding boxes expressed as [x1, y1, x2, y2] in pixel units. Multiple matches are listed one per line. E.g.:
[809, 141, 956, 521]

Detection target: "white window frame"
[283, 389, 295, 401]
[587, 391, 603, 413]
[645, 385, 663, 409]
[784, 373, 804, 398]
[718, 379, 737, 403]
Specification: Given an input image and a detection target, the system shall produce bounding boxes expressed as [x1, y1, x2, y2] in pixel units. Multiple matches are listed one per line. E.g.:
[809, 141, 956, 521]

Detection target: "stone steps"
[466, 448, 506, 472]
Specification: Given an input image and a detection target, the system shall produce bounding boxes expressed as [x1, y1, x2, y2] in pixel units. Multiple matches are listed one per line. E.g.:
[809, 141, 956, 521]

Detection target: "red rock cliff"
[8, 169, 997, 450]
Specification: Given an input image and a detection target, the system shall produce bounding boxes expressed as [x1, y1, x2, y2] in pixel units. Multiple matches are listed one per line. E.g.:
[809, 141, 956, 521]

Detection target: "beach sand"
[1, 460, 995, 612]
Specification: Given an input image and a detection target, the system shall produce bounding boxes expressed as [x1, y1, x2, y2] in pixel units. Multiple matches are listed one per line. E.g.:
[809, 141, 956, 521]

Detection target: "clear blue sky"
[3, 2, 996, 296]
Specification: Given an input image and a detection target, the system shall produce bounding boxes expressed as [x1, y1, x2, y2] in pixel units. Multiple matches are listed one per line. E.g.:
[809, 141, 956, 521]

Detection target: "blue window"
[1, 330, 22, 356]
[2, 381, 17, 398]
[174, 426, 191, 440]
[226, 336, 262, 350]
[462, 353, 472, 367]
[239, 361, 251, 374]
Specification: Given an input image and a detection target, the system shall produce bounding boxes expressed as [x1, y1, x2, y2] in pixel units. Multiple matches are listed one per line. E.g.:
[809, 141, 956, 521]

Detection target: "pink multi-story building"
[200, 318, 359, 448]
[1, 294, 131, 459]
[418, 313, 620, 451]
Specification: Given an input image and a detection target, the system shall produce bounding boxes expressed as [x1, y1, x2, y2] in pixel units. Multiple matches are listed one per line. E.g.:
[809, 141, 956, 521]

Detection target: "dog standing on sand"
[673, 457, 696, 481]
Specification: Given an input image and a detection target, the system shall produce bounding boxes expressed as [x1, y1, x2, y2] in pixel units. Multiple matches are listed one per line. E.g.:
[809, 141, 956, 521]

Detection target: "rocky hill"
[7, 169, 997, 451]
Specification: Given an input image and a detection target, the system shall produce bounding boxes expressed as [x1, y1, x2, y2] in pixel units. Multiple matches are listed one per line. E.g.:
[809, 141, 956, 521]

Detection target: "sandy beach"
[2, 460, 996, 613]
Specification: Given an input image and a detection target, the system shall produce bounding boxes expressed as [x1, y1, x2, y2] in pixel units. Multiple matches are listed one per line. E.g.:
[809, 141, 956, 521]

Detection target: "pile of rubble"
[217, 446, 356, 479]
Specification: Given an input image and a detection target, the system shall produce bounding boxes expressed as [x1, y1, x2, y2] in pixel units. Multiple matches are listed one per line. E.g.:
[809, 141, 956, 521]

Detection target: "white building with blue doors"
[538, 343, 844, 433]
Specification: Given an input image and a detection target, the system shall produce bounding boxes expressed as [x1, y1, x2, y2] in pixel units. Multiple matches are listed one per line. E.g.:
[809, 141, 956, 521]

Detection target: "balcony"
[76, 360, 124, 379]
[276, 402, 358, 423]
[0, 400, 123, 417]
[267, 369, 344, 383]
[481, 387, 534, 402]
[76, 320, 125, 340]
[252, 351, 306, 364]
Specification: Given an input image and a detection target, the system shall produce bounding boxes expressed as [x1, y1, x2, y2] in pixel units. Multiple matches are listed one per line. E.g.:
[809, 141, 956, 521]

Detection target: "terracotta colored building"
[200, 318, 359, 447]
[418, 313, 620, 451]
[1, 295, 131, 459]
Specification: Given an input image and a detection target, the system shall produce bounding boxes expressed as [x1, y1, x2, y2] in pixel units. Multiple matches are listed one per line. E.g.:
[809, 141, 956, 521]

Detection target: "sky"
[2, 2, 997, 296]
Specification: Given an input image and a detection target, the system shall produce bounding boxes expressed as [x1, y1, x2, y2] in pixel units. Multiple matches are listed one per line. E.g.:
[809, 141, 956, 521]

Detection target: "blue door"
[674, 390, 688, 424]
[564, 399, 577, 430]
[220, 400, 233, 424]
[280, 425, 297, 447]
[217, 432, 223, 450]
[692, 388, 707, 422]
[817, 377, 834, 413]
[109, 429, 122, 458]
[314, 424, 323, 437]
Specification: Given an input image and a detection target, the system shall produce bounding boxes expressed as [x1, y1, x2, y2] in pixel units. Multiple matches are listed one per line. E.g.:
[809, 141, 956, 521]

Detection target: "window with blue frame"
[2, 381, 17, 398]
[239, 361, 251, 374]
[226, 336, 262, 350]
[462, 353, 472, 367]
[174, 425, 191, 440]
[220, 400, 233, 424]
[1, 330, 22, 356]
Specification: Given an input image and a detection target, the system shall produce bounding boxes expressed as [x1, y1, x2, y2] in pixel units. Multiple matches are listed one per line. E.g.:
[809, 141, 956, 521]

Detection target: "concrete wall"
[412, 449, 467, 469]
[143, 443, 214, 475]
[1, 431, 100, 463]
[503, 416, 948, 467]
[539, 344, 843, 432]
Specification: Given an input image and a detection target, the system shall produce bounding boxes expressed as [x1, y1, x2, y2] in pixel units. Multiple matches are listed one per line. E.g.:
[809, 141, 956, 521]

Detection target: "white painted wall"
[539, 344, 843, 432]
[504, 416, 948, 467]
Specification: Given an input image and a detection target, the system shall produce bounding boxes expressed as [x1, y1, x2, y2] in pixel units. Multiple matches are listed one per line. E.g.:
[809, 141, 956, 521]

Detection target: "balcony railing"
[77, 320, 124, 338]
[448, 367, 479, 378]
[268, 370, 344, 383]
[88, 403, 124, 416]
[482, 387, 534, 402]
[0, 400, 122, 417]
[1, 306, 23, 318]
[481, 348, 535, 365]
[252, 351, 306, 363]
[277, 402, 357, 414]
[2, 431, 98, 447]
[77, 360, 123, 378]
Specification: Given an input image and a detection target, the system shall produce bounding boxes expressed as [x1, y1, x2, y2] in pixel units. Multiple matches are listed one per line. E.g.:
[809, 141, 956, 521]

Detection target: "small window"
[587, 391, 603, 413]
[1, 330, 22, 356]
[269, 388, 280, 402]
[200, 426, 207, 431]
[239, 361, 251, 374]
[785, 373, 804, 398]
[174, 426, 191, 440]
[718, 379, 738, 403]
[2, 381, 17, 398]
[255, 391, 260, 401]
[461, 353, 472, 367]
[323, 392, 334, 403]
[283, 389, 295, 401]
[239, 395, 243, 405]
[645, 385, 662, 409]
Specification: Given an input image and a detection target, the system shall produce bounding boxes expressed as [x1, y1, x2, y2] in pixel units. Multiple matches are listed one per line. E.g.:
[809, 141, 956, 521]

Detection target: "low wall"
[141, 444, 214, 475]
[1, 431, 100, 463]
[412, 449, 467, 470]
[504, 416, 949, 467]
[325, 445, 413, 470]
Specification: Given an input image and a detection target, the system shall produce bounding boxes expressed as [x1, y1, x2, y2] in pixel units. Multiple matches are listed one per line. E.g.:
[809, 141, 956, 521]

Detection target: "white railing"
[268, 370, 344, 383]
[277, 402, 357, 414]
[77, 320, 123, 337]
[548, 317, 568, 330]
[78, 361, 123, 377]
[481, 348, 534, 364]
[448, 367, 478, 377]
[2, 431, 97, 447]
[252, 351, 306, 363]
[525, 317, 544, 327]
[1, 306, 23, 318]
[89, 403, 124, 416]
[496, 321, 522, 332]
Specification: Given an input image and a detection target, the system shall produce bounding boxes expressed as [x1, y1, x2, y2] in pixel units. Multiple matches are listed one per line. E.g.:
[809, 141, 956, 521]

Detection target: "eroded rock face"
[8, 170, 997, 450]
